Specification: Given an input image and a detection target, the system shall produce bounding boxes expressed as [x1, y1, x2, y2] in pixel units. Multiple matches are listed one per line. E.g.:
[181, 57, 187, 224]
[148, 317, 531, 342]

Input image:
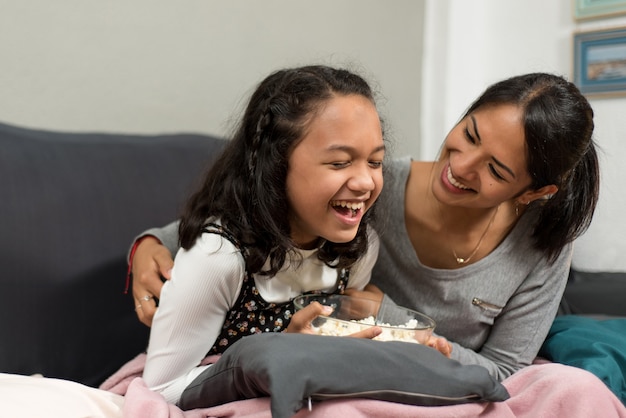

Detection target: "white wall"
[0, 0, 424, 157]
[4, 1, 623, 271]
[422, 0, 626, 272]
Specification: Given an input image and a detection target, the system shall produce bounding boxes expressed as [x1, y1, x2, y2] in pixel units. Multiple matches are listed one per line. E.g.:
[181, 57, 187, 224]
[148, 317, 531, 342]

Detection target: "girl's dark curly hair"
[179, 65, 383, 276]
[463, 73, 600, 262]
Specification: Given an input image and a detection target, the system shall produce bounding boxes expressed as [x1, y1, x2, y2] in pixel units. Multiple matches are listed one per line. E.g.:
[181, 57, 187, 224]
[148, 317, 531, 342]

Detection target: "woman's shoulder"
[487, 212, 571, 277]
[385, 157, 435, 185]
[380, 156, 411, 199]
[386, 155, 412, 175]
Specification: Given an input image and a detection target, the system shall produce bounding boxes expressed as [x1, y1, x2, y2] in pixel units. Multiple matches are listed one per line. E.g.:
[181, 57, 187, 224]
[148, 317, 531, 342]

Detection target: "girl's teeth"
[331, 200, 364, 210]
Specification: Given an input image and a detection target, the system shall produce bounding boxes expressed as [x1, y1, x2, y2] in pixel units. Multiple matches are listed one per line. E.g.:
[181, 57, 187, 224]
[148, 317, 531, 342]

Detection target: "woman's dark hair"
[179, 65, 382, 276]
[463, 72, 600, 262]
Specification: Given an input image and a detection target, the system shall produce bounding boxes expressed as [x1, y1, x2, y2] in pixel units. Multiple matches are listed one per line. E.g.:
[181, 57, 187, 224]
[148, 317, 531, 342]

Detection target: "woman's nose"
[453, 150, 482, 180]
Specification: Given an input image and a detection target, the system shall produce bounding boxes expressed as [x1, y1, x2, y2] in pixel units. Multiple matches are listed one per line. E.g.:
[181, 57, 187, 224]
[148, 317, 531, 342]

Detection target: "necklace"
[451, 206, 499, 265]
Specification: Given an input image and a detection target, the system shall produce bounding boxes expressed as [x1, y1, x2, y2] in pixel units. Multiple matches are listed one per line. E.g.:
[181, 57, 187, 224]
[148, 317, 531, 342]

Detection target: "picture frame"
[574, 0, 626, 20]
[573, 27, 626, 97]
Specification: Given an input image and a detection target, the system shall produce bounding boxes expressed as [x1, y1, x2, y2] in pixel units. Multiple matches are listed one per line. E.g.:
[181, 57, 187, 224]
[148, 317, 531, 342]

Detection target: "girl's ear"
[517, 184, 558, 205]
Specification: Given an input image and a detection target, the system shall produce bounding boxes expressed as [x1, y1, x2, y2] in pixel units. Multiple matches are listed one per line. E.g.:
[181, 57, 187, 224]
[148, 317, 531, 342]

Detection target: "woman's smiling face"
[433, 104, 533, 208]
[285, 94, 385, 249]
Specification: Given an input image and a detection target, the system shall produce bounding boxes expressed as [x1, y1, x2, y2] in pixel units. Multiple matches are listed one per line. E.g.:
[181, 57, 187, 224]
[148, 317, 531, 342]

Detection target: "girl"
[141, 65, 386, 404]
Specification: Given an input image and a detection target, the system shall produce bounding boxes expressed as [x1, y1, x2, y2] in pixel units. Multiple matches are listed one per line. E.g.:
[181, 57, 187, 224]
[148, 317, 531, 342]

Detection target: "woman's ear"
[517, 184, 558, 205]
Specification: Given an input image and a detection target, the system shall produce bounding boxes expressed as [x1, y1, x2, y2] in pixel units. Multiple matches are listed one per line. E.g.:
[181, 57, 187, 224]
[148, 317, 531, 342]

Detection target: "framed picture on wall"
[574, 0, 626, 20]
[574, 27, 626, 97]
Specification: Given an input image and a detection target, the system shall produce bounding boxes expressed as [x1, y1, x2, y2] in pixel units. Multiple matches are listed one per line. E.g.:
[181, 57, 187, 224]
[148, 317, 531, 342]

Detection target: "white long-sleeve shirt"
[143, 225, 379, 404]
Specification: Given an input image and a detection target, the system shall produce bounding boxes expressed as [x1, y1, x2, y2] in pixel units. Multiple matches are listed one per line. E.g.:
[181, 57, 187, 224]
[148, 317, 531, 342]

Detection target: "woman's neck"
[405, 160, 518, 268]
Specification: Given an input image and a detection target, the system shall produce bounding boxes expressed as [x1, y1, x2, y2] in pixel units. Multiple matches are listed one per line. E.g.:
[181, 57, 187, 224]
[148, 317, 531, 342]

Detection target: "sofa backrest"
[0, 122, 226, 386]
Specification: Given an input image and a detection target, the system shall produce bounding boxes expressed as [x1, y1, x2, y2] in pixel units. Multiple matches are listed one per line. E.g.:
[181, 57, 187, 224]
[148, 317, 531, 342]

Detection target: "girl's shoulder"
[176, 219, 246, 266]
[198, 229, 241, 253]
[201, 222, 243, 249]
[174, 229, 246, 284]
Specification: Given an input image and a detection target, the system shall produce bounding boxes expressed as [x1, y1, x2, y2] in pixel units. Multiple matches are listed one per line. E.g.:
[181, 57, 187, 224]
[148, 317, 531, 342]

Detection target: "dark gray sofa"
[1, 121, 624, 388]
[560, 270, 626, 318]
[0, 122, 226, 386]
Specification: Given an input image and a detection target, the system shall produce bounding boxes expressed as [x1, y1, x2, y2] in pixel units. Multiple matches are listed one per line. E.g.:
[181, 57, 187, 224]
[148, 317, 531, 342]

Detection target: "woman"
[361, 72, 599, 379]
[129, 73, 599, 381]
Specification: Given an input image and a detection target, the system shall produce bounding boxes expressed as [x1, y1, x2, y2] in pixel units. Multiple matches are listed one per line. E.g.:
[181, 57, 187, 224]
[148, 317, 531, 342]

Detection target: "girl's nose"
[347, 164, 376, 192]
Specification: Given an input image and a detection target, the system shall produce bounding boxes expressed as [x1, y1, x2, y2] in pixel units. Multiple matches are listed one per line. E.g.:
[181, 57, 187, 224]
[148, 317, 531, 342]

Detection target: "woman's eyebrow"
[471, 115, 516, 179]
[492, 156, 516, 179]
[470, 115, 482, 143]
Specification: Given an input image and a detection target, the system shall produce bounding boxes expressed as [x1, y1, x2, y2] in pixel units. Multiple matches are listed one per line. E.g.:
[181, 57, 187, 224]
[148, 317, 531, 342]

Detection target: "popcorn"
[311, 315, 421, 343]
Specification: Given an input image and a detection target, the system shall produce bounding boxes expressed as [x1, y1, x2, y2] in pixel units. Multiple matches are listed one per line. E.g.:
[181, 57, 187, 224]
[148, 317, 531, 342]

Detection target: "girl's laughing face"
[286, 94, 385, 248]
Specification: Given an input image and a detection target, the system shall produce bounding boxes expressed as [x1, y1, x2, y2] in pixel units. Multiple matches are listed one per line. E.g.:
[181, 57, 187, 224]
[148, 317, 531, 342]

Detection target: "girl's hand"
[425, 335, 453, 358]
[285, 302, 332, 334]
[286, 301, 382, 339]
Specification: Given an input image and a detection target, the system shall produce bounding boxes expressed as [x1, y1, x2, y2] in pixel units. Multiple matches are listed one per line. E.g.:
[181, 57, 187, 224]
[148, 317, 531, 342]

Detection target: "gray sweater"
[372, 157, 571, 380]
[141, 157, 571, 381]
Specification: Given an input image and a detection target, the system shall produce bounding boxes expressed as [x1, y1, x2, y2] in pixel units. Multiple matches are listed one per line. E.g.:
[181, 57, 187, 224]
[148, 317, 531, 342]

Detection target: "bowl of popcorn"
[293, 294, 435, 344]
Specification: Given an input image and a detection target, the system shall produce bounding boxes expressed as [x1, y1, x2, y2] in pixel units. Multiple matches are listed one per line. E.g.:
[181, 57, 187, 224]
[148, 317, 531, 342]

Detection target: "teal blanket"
[540, 315, 626, 403]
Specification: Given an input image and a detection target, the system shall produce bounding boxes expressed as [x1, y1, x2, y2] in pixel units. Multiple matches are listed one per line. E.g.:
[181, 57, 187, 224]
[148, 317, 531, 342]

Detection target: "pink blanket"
[102, 355, 626, 418]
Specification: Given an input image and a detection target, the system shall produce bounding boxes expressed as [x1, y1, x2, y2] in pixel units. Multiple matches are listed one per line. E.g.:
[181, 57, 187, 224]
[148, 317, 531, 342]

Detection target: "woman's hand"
[132, 236, 174, 327]
[424, 335, 453, 358]
[346, 286, 451, 355]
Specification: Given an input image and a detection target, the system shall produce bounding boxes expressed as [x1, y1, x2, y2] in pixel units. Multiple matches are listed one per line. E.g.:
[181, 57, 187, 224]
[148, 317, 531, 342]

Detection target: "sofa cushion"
[0, 122, 226, 386]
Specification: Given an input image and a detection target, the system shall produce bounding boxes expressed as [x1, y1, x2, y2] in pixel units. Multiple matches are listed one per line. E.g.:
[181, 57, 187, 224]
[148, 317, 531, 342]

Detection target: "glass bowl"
[293, 293, 435, 344]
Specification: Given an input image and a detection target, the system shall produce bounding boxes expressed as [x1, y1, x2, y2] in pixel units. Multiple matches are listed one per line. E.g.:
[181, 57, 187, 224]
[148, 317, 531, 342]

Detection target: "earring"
[515, 200, 530, 217]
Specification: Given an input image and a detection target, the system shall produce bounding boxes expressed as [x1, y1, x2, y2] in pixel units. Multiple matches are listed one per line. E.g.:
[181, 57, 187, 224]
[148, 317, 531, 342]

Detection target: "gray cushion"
[179, 333, 510, 418]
